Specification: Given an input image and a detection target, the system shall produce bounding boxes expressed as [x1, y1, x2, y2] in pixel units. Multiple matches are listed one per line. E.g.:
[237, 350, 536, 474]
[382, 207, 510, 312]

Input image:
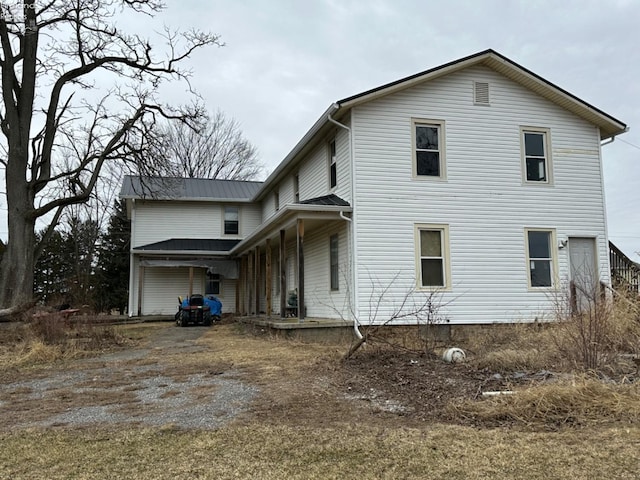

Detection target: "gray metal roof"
[133, 238, 241, 252]
[120, 176, 263, 201]
[299, 194, 350, 207]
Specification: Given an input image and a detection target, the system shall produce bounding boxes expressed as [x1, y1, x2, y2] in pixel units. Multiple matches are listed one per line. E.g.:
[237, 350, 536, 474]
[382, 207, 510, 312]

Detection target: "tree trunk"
[0, 168, 36, 308]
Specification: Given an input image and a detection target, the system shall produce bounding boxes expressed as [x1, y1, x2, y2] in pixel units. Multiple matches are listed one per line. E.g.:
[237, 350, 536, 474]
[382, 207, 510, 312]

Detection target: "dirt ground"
[0, 320, 633, 433]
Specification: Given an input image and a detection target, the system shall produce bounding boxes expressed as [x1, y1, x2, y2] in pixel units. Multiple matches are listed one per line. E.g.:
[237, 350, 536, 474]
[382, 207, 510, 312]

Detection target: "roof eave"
[132, 249, 233, 256]
[230, 203, 353, 255]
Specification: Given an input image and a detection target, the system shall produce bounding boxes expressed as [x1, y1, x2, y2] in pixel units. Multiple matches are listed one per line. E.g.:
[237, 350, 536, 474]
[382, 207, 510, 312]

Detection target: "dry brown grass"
[450, 376, 640, 429]
[1, 424, 639, 479]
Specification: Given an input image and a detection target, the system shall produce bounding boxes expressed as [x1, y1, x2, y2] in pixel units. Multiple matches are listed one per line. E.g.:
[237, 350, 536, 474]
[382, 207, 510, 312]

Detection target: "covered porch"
[129, 238, 240, 316]
[231, 195, 353, 322]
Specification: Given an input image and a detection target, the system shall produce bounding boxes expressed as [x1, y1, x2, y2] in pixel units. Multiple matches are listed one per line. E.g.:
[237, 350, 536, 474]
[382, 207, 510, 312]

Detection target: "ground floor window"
[416, 224, 450, 289]
[206, 271, 221, 295]
[330, 234, 339, 291]
[525, 229, 555, 288]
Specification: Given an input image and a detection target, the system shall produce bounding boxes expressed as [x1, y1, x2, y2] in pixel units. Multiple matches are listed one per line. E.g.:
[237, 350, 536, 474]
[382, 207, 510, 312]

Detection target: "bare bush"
[551, 277, 640, 372]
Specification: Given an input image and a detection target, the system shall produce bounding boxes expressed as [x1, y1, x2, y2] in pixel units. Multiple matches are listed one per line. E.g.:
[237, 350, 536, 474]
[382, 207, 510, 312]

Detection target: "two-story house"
[121, 49, 627, 326]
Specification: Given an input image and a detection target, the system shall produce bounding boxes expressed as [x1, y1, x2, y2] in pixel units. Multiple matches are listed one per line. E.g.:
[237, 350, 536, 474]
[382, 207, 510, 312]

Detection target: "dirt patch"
[0, 323, 257, 430]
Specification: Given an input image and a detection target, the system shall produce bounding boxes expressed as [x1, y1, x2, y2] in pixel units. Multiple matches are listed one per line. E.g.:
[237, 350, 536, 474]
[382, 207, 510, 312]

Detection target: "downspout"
[328, 104, 363, 340]
[599, 126, 628, 288]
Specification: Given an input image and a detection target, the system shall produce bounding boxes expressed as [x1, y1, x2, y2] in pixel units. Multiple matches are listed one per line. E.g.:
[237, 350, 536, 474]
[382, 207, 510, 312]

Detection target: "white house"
[121, 49, 627, 325]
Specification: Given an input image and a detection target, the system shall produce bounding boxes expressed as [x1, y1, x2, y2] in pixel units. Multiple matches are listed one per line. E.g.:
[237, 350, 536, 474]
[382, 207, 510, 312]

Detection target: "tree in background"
[154, 110, 263, 180]
[95, 200, 131, 314]
[33, 230, 74, 305]
[0, 1, 219, 309]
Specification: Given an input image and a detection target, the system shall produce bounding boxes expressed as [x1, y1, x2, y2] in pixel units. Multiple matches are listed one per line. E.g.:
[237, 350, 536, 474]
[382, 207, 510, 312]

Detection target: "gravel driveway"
[0, 325, 258, 430]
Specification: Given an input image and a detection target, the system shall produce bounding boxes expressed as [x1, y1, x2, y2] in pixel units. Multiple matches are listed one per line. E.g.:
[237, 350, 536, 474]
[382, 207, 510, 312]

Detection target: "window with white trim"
[522, 128, 551, 183]
[329, 139, 337, 189]
[526, 229, 555, 288]
[330, 234, 339, 291]
[293, 174, 300, 202]
[274, 190, 280, 211]
[224, 206, 239, 235]
[413, 119, 445, 178]
[206, 272, 221, 295]
[416, 224, 450, 288]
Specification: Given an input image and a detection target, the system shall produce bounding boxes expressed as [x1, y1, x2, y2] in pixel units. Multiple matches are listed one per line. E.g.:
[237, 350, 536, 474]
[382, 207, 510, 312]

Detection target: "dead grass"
[450, 376, 640, 429]
[1, 424, 639, 479]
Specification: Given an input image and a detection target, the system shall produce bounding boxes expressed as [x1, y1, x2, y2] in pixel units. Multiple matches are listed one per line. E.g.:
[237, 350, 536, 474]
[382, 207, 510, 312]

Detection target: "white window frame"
[205, 272, 221, 296]
[525, 228, 558, 289]
[412, 118, 446, 180]
[274, 190, 280, 211]
[329, 138, 337, 189]
[521, 127, 552, 185]
[415, 223, 451, 290]
[223, 206, 239, 236]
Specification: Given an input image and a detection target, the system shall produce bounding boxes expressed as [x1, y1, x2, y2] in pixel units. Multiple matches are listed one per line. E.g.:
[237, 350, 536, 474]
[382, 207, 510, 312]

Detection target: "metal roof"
[133, 238, 241, 252]
[120, 176, 263, 201]
[299, 194, 350, 207]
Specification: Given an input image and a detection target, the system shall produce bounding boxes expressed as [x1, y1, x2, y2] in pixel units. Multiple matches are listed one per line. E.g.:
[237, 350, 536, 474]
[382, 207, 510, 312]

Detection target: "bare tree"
[153, 110, 263, 180]
[0, 1, 220, 308]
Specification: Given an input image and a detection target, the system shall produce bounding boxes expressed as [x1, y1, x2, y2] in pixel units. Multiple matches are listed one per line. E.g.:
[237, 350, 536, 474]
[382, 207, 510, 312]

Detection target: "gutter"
[601, 126, 630, 146]
[328, 104, 363, 341]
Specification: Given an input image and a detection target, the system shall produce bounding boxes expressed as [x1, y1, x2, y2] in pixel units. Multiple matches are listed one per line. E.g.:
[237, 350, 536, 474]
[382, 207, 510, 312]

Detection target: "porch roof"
[230, 197, 352, 255]
[133, 238, 240, 256]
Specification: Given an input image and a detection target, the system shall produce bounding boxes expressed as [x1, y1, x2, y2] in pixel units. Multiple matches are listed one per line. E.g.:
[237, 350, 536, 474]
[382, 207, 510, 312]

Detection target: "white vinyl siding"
[132, 201, 262, 247]
[351, 64, 609, 324]
[133, 267, 236, 315]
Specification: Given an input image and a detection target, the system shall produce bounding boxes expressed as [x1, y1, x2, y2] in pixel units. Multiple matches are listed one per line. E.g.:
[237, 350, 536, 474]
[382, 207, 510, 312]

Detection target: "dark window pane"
[524, 132, 544, 156]
[417, 151, 440, 176]
[416, 126, 439, 150]
[526, 158, 546, 181]
[224, 220, 238, 235]
[421, 259, 444, 286]
[330, 163, 337, 188]
[330, 235, 339, 290]
[528, 231, 550, 258]
[530, 260, 552, 287]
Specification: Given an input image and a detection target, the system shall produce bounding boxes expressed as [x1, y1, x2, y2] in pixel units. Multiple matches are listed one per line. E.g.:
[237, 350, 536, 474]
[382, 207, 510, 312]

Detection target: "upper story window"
[293, 174, 300, 203]
[224, 206, 239, 235]
[329, 138, 337, 189]
[522, 128, 552, 184]
[413, 119, 445, 178]
[274, 190, 280, 211]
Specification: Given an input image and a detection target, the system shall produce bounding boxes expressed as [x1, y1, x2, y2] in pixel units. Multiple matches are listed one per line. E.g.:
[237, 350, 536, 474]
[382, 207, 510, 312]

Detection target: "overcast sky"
[147, 0, 640, 257]
[4, 0, 640, 259]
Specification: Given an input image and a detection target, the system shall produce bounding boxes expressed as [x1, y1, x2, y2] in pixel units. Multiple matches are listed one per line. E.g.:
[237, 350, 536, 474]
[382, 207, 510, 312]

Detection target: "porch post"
[247, 251, 253, 314]
[235, 258, 241, 315]
[137, 265, 144, 316]
[266, 238, 272, 317]
[297, 218, 305, 321]
[241, 255, 248, 315]
[280, 229, 286, 318]
[254, 246, 260, 314]
[188, 266, 194, 297]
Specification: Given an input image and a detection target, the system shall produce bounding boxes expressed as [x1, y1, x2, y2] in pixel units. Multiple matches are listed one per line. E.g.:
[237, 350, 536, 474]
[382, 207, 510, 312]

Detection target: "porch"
[237, 315, 355, 343]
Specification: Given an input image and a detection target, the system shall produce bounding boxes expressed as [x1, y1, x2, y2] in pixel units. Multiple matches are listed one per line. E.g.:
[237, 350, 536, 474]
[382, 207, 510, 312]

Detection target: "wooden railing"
[609, 241, 639, 293]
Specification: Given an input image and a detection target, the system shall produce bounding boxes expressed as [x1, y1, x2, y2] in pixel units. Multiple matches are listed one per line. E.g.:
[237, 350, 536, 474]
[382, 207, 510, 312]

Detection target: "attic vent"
[474, 81, 490, 105]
